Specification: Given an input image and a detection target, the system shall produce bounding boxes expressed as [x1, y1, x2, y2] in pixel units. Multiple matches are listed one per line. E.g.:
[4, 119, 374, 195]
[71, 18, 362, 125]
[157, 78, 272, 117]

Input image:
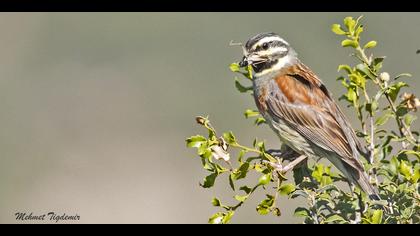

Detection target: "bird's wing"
[332, 102, 371, 160]
[265, 63, 365, 170]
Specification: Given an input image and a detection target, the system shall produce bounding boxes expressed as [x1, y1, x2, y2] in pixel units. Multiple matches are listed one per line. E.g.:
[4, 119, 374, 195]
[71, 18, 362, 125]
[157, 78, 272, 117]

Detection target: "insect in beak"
[230, 40, 249, 68]
[239, 56, 248, 67]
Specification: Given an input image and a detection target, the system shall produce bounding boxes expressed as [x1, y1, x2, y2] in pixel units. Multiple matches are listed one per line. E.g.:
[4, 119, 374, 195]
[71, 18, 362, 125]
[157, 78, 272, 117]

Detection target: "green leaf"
[240, 186, 252, 194]
[291, 190, 309, 199]
[396, 106, 408, 117]
[371, 210, 383, 224]
[356, 63, 376, 80]
[338, 64, 353, 74]
[234, 195, 248, 202]
[232, 162, 250, 180]
[211, 197, 221, 206]
[244, 109, 260, 118]
[235, 78, 252, 93]
[256, 195, 275, 215]
[389, 156, 400, 175]
[343, 16, 356, 34]
[254, 163, 264, 173]
[365, 101, 378, 115]
[278, 183, 296, 196]
[373, 57, 385, 71]
[294, 207, 310, 217]
[375, 113, 393, 126]
[394, 73, 412, 80]
[200, 173, 217, 188]
[404, 114, 417, 127]
[399, 160, 412, 180]
[246, 65, 253, 80]
[341, 39, 358, 48]
[364, 40, 377, 49]
[255, 140, 265, 150]
[186, 135, 206, 148]
[356, 131, 367, 138]
[316, 184, 339, 194]
[354, 25, 364, 39]
[399, 150, 420, 159]
[229, 63, 240, 72]
[324, 214, 346, 223]
[208, 211, 234, 224]
[413, 166, 420, 183]
[292, 165, 308, 185]
[321, 175, 333, 187]
[237, 149, 246, 164]
[254, 117, 266, 126]
[208, 212, 224, 224]
[198, 143, 211, 157]
[223, 131, 237, 145]
[222, 211, 234, 224]
[256, 206, 270, 215]
[331, 24, 346, 35]
[228, 173, 235, 191]
[349, 73, 366, 89]
[312, 163, 324, 183]
[386, 82, 408, 102]
[347, 87, 357, 103]
[258, 173, 272, 185]
[201, 161, 213, 171]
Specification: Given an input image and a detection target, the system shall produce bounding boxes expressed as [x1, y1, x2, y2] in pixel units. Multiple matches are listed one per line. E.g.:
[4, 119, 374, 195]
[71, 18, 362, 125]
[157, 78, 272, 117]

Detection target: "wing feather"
[267, 63, 366, 170]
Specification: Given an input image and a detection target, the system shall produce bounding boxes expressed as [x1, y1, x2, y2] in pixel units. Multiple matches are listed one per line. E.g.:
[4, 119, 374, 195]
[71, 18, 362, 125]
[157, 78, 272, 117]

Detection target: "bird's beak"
[239, 53, 267, 68]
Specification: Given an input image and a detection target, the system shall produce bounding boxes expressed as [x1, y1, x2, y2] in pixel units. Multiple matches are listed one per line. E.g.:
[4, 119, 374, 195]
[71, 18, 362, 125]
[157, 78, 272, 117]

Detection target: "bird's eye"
[262, 42, 269, 50]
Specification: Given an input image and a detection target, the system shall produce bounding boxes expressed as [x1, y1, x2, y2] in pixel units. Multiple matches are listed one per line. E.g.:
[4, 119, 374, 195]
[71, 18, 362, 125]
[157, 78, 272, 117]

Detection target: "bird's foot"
[263, 158, 284, 172]
[263, 155, 308, 174]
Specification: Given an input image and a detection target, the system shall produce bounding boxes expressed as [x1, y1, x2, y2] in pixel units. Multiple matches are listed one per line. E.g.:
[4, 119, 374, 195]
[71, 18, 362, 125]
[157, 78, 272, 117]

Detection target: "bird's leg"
[264, 145, 307, 174]
[281, 155, 307, 173]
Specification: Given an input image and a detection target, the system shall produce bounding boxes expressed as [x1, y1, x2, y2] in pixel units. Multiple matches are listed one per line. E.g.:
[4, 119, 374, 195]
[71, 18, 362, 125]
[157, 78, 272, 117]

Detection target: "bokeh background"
[0, 12, 419, 224]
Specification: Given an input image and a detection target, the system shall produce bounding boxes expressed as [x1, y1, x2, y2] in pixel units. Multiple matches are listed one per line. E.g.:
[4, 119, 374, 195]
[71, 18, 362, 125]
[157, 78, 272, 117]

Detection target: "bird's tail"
[349, 167, 380, 200]
[326, 154, 380, 200]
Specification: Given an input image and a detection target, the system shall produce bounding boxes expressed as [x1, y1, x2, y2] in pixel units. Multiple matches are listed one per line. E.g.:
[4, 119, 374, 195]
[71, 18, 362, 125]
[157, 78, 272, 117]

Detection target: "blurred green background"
[0, 12, 419, 224]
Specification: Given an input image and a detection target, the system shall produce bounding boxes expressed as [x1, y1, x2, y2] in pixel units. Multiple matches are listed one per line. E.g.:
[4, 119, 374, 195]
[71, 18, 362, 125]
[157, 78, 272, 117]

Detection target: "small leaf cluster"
[187, 115, 292, 223]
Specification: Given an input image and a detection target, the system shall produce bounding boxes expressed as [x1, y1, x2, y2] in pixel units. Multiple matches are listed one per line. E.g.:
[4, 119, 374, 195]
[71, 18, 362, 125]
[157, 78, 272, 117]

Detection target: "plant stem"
[355, 45, 416, 145]
[309, 194, 319, 224]
[271, 176, 282, 213]
[355, 46, 378, 181]
[230, 143, 277, 162]
[231, 143, 260, 154]
[230, 184, 260, 211]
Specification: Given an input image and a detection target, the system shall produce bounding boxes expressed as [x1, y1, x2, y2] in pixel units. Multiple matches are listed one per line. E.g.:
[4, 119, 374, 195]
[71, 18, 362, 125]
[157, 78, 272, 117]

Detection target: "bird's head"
[238, 32, 298, 77]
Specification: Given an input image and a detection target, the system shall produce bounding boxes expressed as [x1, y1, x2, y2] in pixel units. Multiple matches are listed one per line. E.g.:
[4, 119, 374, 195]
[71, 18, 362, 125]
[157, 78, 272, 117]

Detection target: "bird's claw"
[262, 159, 284, 172]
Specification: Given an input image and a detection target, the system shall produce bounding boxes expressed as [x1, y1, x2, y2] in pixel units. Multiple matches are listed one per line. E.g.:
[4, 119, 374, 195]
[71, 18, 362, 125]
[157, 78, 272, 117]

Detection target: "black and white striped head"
[239, 32, 298, 77]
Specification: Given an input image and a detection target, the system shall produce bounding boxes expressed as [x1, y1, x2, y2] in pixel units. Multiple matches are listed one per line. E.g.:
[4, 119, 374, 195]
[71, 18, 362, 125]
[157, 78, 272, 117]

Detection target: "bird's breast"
[253, 85, 268, 114]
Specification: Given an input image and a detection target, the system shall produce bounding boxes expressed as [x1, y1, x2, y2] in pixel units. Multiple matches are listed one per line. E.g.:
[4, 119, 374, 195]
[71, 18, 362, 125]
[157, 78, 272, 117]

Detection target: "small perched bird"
[238, 32, 379, 200]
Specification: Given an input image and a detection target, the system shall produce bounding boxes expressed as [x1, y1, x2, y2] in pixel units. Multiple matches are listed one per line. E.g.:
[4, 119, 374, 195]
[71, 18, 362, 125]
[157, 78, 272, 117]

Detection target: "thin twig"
[354, 46, 416, 145]
[309, 194, 320, 224]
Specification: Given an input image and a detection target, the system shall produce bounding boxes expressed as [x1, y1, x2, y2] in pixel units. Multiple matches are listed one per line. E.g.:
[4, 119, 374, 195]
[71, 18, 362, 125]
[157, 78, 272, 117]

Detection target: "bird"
[237, 32, 380, 200]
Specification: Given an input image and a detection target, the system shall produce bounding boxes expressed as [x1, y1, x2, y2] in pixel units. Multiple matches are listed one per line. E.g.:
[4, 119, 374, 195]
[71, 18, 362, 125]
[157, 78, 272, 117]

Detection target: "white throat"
[254, 53, 296, 78]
